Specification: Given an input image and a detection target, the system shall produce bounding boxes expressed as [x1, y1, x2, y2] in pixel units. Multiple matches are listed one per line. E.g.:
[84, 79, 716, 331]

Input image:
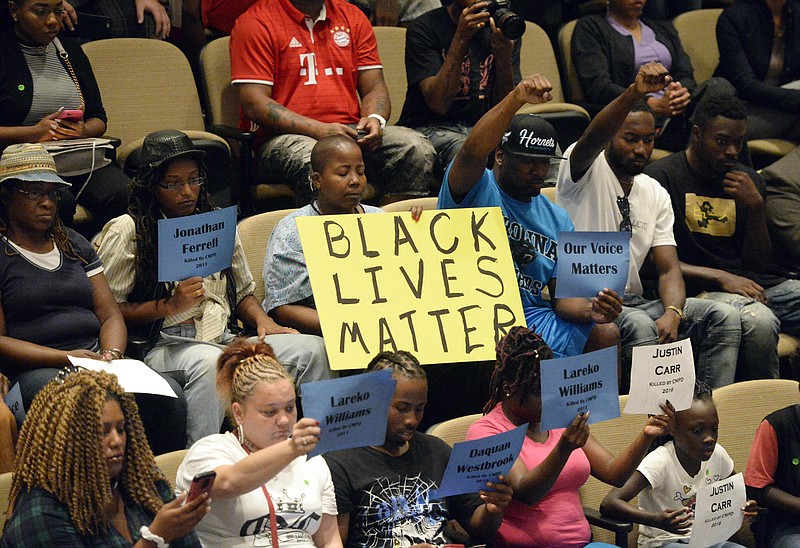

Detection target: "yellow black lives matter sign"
[297, 207, 526, 370]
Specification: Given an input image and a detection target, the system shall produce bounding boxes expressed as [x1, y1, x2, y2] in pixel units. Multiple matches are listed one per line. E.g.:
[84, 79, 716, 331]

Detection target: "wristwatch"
[140, 525, 168, 547]
[367, 113, 387, 130]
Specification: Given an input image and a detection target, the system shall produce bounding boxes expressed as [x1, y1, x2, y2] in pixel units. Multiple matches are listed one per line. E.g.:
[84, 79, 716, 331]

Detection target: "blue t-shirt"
[439, 165, 574, 311]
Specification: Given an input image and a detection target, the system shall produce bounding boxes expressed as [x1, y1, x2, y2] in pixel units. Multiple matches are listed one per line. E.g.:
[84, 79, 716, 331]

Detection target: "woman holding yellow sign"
[263, 136, 384, 336]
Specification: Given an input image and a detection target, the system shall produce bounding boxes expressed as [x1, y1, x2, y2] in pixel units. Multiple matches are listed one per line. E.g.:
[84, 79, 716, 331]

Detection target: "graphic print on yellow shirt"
[684, 193, 736, 237]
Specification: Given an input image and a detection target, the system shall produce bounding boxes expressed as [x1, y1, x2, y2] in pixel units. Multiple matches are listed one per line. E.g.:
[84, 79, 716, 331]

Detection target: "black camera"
[482, 0, 525, 40]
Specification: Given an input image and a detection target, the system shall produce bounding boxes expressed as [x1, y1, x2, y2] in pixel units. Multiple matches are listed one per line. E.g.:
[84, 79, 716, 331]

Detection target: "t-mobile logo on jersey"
[300, 53, 318, 85]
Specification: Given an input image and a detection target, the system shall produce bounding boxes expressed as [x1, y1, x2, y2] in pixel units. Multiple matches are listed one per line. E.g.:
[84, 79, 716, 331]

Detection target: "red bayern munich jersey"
[230, 0, 382, 141]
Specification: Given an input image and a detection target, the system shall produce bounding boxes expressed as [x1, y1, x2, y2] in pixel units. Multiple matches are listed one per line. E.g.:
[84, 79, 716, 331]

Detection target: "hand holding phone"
[185, 471, 216, 504]
[57, 109, 84, 123]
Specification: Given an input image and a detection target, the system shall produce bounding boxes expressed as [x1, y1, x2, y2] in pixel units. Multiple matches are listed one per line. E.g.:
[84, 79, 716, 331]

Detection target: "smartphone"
[185, 471, 216, 504]
[58, 109, 84, 122]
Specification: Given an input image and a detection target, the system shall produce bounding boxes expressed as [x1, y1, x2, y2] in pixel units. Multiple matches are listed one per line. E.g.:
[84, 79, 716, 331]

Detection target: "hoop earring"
[237, 424, 245, 445]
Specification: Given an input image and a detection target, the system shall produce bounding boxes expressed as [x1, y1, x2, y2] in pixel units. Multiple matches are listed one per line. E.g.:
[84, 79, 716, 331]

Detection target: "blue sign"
[434, 423, 527, 498]
[540, 346, 620, 431]
[301, 369, 396, 457]
[555, 231, 630, 298]
[157, 206, 237, 281]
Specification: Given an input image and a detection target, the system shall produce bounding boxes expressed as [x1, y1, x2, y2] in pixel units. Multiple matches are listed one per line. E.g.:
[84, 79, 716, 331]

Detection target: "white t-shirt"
[177, 432, 337, 547]
[636, 440, 735, 548]
[556, 143, 676, 297]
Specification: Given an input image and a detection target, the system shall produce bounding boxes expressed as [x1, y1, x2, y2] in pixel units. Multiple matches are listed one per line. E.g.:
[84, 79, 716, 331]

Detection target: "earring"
[236, 423, 245, 445]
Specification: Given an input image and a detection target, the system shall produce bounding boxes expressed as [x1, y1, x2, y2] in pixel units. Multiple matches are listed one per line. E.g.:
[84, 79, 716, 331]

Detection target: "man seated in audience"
[230, 0, 436, 205]
[762, 145, 800, 278]
[745, 382, 800, 547]
[556, 62, 740, 390]
[439, 73, 622, 359]
[350, 0, 440, 26]
[399, 0, 521, 180]
[645, 95, 800, 381]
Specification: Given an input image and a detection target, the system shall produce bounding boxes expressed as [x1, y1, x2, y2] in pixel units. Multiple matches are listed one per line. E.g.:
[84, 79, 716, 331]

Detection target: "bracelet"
[101, 348, 124, 360]
[367, 113, 387, 130]
[666, 305, 684, 321]
[140, 525, 168, 548]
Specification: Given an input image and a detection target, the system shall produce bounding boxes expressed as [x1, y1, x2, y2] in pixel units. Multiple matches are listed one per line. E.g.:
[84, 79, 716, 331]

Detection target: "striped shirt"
[20, 42, 82, 125]
[97, 213, 256, 343]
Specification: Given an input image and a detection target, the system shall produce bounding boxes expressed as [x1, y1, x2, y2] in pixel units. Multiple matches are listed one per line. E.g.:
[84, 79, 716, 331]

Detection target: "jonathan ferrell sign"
[297, 207, 525, 370]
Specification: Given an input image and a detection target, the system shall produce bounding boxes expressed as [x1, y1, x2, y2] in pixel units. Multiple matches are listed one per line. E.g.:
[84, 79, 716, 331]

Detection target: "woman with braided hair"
[324, 350, 513, 548]
[176, 337, 340, 547]
[0, 369, 208, 547]
[97, 129, 331, 447]
[466, 325, 674, 548]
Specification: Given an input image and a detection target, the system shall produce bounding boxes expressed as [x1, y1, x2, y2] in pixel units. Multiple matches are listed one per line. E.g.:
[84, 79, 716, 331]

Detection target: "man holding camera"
[399, 0, 523, 181]
[230, 0, 436, 203]
[439, 73, 623, 359]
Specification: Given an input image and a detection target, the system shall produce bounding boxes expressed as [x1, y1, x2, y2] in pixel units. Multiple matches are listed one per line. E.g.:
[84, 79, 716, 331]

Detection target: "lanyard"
[239, 430, 280, 548]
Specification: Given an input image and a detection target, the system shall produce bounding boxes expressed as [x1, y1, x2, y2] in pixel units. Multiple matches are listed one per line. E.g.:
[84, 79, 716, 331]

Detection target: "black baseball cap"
[499, 114, 565, 160]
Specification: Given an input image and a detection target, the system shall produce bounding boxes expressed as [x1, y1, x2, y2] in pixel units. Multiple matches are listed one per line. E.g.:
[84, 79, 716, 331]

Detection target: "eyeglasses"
[617, 196, 632, 232]
[156, 177, 205, 192]
[10, 186, 62, 202]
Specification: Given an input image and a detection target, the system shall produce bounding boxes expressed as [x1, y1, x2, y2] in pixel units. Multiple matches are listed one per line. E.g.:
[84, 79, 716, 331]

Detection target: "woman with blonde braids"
[0, 369, 208, 547]
[176, 338, 341, 547]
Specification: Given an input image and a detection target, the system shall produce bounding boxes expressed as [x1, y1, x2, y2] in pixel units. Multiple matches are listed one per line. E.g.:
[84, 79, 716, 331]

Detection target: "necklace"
[310, 200, 362, 215]
[110, 478, 120, 491]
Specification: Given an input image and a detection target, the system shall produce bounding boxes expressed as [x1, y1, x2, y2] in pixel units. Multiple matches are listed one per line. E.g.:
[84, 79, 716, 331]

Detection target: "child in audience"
[745, 383, 800, 547]
[467, 326, 673, 548]
[601, 381, 757, 547]
[323, 350, 513, 547]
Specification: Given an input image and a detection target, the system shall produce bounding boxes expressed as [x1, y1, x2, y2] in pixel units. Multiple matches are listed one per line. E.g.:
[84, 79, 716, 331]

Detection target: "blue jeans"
[616, 297, 741, 390]
[698, 278, 800, 380]
[417, 122, 562, 186]
[768, 522, 800, 548]
[258, 127, 435, 201]
[145, 325, 332, 446]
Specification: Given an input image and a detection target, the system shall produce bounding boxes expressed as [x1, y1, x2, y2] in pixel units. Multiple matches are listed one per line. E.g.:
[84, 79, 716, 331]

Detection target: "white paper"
[624, 338, 695, 415]
[781, 79, 800, 90]
[689, 473, 746, 548]
[67, 357, 178, 398]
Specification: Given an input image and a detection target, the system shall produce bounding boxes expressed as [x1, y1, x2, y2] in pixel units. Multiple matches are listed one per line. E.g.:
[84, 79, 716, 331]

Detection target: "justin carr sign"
[297, 207, 525, 370]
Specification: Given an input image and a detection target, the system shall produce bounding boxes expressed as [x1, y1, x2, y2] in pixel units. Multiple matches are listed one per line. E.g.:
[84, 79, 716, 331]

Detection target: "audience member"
[715, 0, 800, 140]
[350, 0, 440, 26]
[0, 0, 130, 233]
[263, 136, 382, 336]
[60, 0, 170, 39]
[399, 0, 521, 179]
[97, 130, 331, 447]
[556, 62, 740, 390]
[0, 142, 186, 455]
[177, 338, 341, 547]
[645, 95, 800, 381]
[762, 145, 800, 277]
[324, 350, 513, 547]
[230, 0, 436, 205]
[0, 370, 208, 547]
[438, 73, 622, 358]
[745, 382, 800, 547]
[601, 380, 757, 548]
[572, 0, 698, 151]
[467, 326, 672, 547]
[0, 390, 16, 474]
